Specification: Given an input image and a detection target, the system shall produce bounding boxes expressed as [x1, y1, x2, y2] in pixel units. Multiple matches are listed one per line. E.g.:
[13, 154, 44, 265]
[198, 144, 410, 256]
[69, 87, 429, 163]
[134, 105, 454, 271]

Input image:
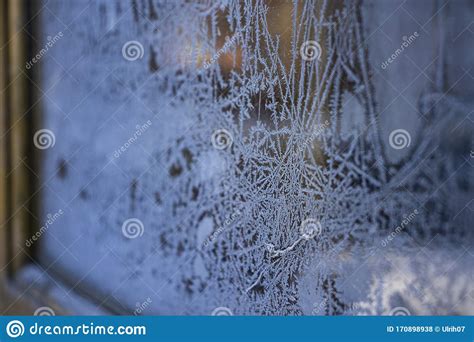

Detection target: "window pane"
[33, 0, 474, 315]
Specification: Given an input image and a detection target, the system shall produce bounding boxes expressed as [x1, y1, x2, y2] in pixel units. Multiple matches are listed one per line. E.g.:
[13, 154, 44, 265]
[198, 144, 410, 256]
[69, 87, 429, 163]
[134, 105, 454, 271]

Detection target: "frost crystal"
[40, 0, 473, 315]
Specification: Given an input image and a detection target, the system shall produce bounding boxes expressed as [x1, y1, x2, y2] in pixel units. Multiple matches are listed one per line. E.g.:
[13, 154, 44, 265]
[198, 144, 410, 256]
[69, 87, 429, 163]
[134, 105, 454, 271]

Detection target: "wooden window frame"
[1, 0, 37, 315]
[0, 0, 108, 315]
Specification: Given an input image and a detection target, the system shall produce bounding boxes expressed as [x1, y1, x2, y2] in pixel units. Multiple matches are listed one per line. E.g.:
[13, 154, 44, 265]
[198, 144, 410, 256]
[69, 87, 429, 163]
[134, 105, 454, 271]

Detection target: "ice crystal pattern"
[45, 0, 472, 315]
[132, 0, 471, 315]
